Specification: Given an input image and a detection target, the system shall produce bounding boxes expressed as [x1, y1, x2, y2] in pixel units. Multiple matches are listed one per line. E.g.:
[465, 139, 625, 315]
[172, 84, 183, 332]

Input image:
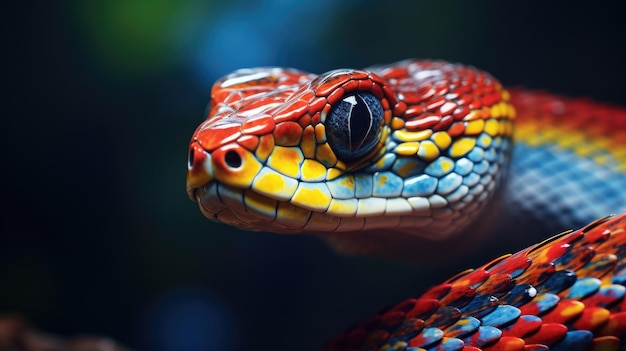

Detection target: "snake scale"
[186, 60, 626, 350]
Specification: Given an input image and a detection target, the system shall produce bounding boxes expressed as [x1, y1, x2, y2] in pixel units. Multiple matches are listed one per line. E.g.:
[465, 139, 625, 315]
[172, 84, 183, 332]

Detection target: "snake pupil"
[350, 95, 373, 149]
[225, 150, 242, 168]
[326, 92, 383, 162]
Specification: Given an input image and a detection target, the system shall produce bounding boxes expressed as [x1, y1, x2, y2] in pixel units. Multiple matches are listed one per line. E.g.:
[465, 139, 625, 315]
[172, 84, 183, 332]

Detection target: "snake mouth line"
[193, 181, 316, 233]
[192, 179, 487, 240]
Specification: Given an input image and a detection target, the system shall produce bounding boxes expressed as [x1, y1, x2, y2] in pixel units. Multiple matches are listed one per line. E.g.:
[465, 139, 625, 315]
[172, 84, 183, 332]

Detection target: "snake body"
[186, 60, 626, 350]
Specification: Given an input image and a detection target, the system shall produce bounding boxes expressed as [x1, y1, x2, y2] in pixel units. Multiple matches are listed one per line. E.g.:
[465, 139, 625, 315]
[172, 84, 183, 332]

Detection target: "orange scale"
[314, 124, 327, 143]
[369, 73, 387, 86]
[298, 114, 311, 128]
[450, 269, 490, 289]
[434, 84, 450, 97]
[470, 85, 484, 98]
[515, 262, 555, 287]
[309, 111, 321, 125]
[480, 106, 492, 119]
[417, 85, 436, 101]
[438, 285, 477, 306]
[469, 99, 484, 110]
[481, 336, 525, 351]
[241, 115, 275, 135]
[528, 242, 571, 263]
[243, 98, 274, 112]
[528, 238, 576, 264]
[341, 79, 360, 92]
[475, 273, 515, 296]
[322, 103, 332, 115]
[380, 97, 390, 110]
[358, 79, 373, 91]
[255, 134, 275, 163]
[326, 87, 345, 105]
[578, 226, 611, 246]
[423, 305, 462, 328]
[483, 91, 502, 106]
[273, 121, 303, 146]
[393, 101, 407, 116]
[591, 336, 621, 351]
[448, 122, 466, 138]
[574, 253, 618, 280]
[479, 79, 492, 91]
[420, 283, 452, 300]
[500, 316, 542, 338]
[540, 300, 585, 324]
[274, 99, 309, 123]
[404, 105, 426, 118]
[426, 96, 447, 111]
[236, 135, 259, 151]
[308, 97, 326, 113]
[295, 89, 316, 101]
[522, 323, 568, 346]
[405, 299, 442, 320]
[350, 70, 369, 80]
[486, 255, 532, 278]
[433, 115, 454, 132]
[382, 85, 397, 104]
[553, 245, 595, 272]
[314, 74, 350, 97]
[464, 72, 477, 84]
[454, 85, 473, 96]
[569, 306, 610, 331]
[300, 126, 316, 159]
[400, 92, 424, 106]
[211, 90, 238, 105]
[597, 311, 626, 338]
[370, 83, 384, 99]
[596, 230, 626, 254]
[383, 110, 392, 124]
[197, 124, 241, 151]
[406, 115, 440, 130]
[440, 101, 458, 116]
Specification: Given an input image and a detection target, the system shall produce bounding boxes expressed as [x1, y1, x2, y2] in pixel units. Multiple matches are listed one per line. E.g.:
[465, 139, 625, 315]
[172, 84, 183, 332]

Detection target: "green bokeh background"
[3, 1, 625, 350]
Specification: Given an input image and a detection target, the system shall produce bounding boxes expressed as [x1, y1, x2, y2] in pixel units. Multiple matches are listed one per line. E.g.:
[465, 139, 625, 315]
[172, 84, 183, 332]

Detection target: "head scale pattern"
[187, 60, 515, 240]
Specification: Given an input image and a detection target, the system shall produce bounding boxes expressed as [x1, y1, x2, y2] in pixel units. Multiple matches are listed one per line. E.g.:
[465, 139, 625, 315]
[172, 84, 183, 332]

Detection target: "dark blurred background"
[3, 1, 625, 350]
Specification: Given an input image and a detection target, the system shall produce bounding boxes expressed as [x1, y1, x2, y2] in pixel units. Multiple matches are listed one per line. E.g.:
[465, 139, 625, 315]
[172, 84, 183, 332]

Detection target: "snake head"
[187, 60, 515, 257]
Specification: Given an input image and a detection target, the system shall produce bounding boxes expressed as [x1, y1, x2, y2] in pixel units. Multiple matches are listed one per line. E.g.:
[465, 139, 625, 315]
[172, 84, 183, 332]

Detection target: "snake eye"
[325, 92, 384, 162]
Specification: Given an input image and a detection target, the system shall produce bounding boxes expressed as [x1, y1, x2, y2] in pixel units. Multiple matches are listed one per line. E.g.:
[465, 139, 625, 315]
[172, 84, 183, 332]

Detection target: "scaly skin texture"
[186, 60, 626, 349]
[324, 214, 626, 351]
[187, 60, 517, 259]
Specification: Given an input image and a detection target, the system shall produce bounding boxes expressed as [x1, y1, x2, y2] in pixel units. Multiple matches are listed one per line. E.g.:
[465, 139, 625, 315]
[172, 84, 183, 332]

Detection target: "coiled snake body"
[187, 60, 626, 350]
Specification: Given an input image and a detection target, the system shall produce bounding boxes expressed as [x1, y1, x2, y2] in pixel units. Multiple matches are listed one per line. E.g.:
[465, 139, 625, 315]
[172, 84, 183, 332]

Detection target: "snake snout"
[186, 139, 266, 200]
[186, 141, 214, 200]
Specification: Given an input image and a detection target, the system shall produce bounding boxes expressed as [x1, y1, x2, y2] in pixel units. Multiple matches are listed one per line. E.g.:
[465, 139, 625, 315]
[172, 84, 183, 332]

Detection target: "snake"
[186, 60, 626, 350]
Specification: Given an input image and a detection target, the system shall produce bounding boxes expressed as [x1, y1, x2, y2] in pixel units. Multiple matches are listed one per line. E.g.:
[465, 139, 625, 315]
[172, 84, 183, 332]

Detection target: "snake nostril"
[225, 150, 242, 169]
